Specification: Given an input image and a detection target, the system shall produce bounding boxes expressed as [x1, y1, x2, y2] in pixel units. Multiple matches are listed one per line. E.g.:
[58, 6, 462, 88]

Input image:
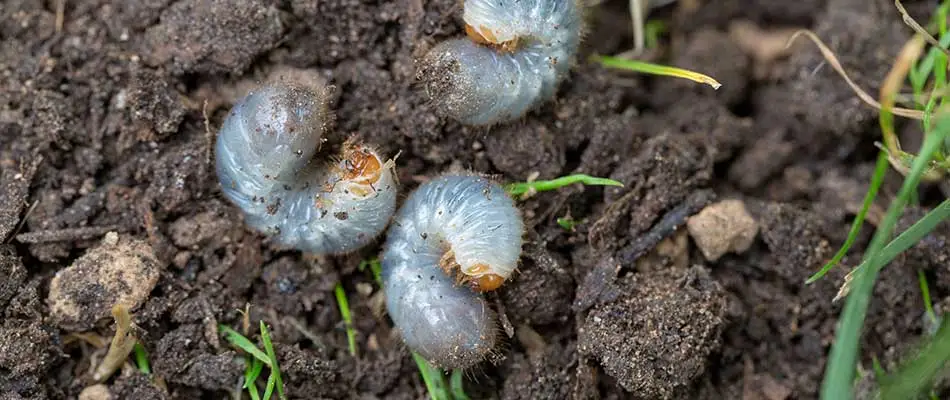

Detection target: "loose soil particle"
[47, 233, 161, 331]
[578, 265, 727, 399]
[687, 199, 759, 261]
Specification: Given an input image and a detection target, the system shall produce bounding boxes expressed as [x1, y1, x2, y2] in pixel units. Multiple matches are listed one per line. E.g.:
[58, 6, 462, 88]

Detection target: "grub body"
[381, 175, 523, 369]
[419, 0, 583, 125]
[215, 84, 397, 254]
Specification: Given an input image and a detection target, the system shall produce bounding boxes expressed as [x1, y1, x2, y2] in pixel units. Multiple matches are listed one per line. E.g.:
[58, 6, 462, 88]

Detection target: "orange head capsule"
[472, 273, 505, 292]
[340, 143, 383, 184]
[464, 24, 520, 53]
[462, 263, 507, 292]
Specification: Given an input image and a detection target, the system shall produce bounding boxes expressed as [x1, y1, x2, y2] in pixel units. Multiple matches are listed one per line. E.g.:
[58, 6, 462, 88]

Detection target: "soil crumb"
[48, 232, 161, 331]
[143, 0, 283, 75]
[579, 265, 727, 398]
[687, 199, 759, 261]
[0, 246, 26, 309]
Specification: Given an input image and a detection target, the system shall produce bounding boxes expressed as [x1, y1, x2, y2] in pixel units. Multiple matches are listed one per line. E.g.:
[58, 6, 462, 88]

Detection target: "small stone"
[48, 234, 161, 331]
[687, 199, 758, 262]
[78, 384, 113, 400]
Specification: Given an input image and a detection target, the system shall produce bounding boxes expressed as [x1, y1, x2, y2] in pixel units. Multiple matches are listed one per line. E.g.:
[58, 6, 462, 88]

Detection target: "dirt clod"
[579, 265, 727, 398]
[0, 319, 62, 381]
[757, 202, 832, 282]
[278, 344, 348, 399]
[126, 68, 186, 141]
[500, 245, 574, 325]
[153, 324, 243, 390]
[0, 157, 40, 241]
[48, 232, 161, 331]
[0, 246, 26, 310]
[501, 342, 578, 399]
[687, 199, 758, 262]
[109, 373, 169, 400]
[143, 0, 283, 75]
[168, 207, 234, 249]
[78, 384, 112, 400]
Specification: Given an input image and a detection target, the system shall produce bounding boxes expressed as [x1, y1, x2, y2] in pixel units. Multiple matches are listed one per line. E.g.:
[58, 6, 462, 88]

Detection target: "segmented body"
[215, 84, 397, 255]
[419, 0, 583, 125]
[381, 175, 523, 369]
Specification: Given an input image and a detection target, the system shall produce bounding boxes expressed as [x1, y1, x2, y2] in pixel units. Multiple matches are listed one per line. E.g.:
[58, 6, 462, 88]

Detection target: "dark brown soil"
[1, 0, 947, 398]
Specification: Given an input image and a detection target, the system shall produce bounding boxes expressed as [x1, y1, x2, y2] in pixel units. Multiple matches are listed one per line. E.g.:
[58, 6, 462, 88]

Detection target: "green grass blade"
[593, 55, 722, 89]
[246, 358, 263, 400]
[263, 369, 276, 400]
[919, 269, 938, 327]
[556, 216, 577, 231]
[132, 342, 151, 374]
[879, 317, 950, 399]
[643, 19, 667, 50]
[875, 199, 950, 266]
[505, 174, 623, 197]
[259, 321, 285, 400]
[806, 150, 890, 283]
[246, 358, 265, 389]
[220, 325, 271, 366]
[820, 114, 950, 400]
[248, 381, 261, 400]
[872, 356, 887, 381]
[908, 31, 950, 99]
[450, 370, 470, 400]
[940, 1, 949, 36]
[412, 352, 450, 400]
[358, 257, 383, 285]
[334, 283, 358, 357]
[836, 198, 950, 299]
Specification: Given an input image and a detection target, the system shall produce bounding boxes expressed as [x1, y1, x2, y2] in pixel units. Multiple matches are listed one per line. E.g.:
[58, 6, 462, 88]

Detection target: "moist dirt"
[1, 0, 947, 399]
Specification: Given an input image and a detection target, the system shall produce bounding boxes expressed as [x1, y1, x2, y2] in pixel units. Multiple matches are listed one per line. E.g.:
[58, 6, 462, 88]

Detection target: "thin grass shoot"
[334, 283, 358, 357]
[505, 174, 622, 199]
[593, 54, 721, 89]
[132, 342, 151, 374]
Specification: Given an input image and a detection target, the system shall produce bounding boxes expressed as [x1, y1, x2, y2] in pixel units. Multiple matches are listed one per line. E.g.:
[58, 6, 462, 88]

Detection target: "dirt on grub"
[1, 0, 948, 398]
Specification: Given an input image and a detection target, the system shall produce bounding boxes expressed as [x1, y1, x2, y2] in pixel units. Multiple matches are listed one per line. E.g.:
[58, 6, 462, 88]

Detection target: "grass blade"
[412, 352, 450, 400]
[246, 357, 263, 400]
[593, 54, 722, 89]
[820, 114, 950, 400]
[837, 198, 950, 301]
[334, 283, 358, 357]
[806, 150, 890, 283]
[643, 19, 667, 50]
[787, 30, 925, 120]
[879, 317, 950, 399]
[248, 381, 261, 400]
[880, 36, 926, 155]
[505, 174, 623, 198]
[133, 342, 151, 374]
[918, 269, 938, 327]
[259, 321, 285, 400]
[358, 257, 383, 285]
[263, 369, 277, 400]
[875, 199, 950, 266]
[450, 370, 470, 400]
[872, 356, 887, 381]
[220, 325, 271, 366]
[245, 358, 265, 389]
[895, 1, 950, 58]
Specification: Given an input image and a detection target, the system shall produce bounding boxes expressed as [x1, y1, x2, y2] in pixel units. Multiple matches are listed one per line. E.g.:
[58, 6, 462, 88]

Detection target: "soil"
[1, 0, 948, 399]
